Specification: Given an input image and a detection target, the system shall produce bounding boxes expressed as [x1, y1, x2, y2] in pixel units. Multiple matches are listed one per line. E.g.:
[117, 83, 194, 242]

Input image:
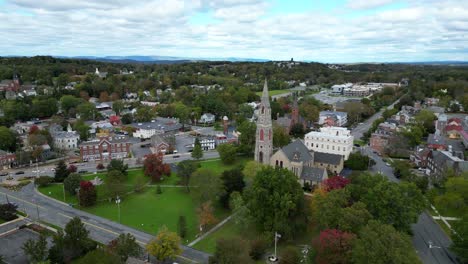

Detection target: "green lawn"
[255, 89, 291, 97]
[0, 218, 6, 224]
[193, 219, 244, 253]
[198, 158, 247, 175]
[435, 219, 453, 239]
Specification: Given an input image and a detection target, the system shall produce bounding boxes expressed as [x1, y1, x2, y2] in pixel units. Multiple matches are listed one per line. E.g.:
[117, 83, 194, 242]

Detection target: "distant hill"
[57, 55, 270, 64]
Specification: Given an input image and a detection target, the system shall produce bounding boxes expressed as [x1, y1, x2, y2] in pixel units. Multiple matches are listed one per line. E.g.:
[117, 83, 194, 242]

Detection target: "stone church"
[254, 80, 274, 165]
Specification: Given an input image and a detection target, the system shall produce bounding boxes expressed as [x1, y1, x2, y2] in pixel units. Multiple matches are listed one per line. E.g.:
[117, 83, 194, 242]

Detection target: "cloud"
[0, 0, 467, 62]
[346, 0, 397, 10]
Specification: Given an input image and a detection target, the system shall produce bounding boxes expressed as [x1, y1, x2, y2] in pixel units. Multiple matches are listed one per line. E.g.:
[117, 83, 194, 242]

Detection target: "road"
[0, 183, 210, 263]
[351, 98, 400, 140]
[361, 146, 459, 264]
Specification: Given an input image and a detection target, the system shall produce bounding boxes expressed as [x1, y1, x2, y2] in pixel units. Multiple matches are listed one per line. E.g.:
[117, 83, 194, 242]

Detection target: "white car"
[385, 163, 391, 166]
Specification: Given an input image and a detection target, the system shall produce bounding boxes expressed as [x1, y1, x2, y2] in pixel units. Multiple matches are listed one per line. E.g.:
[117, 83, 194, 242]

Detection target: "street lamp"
[268, 232, 281, 262]
[116, 196, 121, 223]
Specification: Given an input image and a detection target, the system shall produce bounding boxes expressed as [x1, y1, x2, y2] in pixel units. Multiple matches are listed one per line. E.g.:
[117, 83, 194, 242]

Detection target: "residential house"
[427, 149, 468, 179]
[200, 113, 216, 124]
[319, 111, 348, 127]
[49, 124, 80, 150]
[0, 150, 16, 170]
[270, 140, 328, 187]
[79, 136, 132, 162]
[410, 147, 431, 168]
[150, 134, 170, 154]
[427, 134, 446, 150]
[304, 126, 354, 160]
[131, 118, 182, 139]
[370, 122, 397, 155]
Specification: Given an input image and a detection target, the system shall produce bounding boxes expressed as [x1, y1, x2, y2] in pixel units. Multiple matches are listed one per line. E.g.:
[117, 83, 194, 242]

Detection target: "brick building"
[0, 150, 16, 170]
[79, 136, 132, 162]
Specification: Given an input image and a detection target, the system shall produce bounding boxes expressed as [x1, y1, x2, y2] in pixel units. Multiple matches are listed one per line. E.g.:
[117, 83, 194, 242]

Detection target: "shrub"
[177, 216, 187, 239]
[35, 176, 53, 187]
[249, 238, 268, 260]
[0, 203, 18, 221]
[96, 163, 105, 170]
[156, 185, 162, 194]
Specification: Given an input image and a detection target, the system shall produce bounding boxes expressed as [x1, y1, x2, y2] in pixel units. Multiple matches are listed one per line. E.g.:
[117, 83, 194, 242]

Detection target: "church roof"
[301, 166, 326, 182]
[261, 79, 270, 108]
[314, 152, 343, 165]
[281, 140, 312, 162]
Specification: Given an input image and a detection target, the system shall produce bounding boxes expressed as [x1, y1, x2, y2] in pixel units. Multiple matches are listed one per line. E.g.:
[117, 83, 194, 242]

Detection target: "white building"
[200, 113, 216, 124]
[50, 124, 80, 150]
[304, 126, 354, 160]
[131, 118, 182, 139]
[192, 138, 216, 151]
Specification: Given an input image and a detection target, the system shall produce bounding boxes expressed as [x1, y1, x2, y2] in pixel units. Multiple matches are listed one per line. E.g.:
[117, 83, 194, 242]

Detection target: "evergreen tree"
[54, 160, 70, 182]
[191, 137, 203, 160]
[177, 216, 187, 239]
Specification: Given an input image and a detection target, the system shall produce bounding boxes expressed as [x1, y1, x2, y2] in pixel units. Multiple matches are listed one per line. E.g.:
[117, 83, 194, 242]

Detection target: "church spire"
[261, 79, 270, 107]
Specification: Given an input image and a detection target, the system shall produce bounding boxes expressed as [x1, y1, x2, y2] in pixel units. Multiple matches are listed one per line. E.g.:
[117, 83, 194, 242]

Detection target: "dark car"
[0, 171, 9, 176]
[78, 170, 88, 174]
[15, 171, 25, 175]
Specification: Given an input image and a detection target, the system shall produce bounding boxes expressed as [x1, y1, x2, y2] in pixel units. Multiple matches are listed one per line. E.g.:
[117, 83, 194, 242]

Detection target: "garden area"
[38, 158, 245, 244]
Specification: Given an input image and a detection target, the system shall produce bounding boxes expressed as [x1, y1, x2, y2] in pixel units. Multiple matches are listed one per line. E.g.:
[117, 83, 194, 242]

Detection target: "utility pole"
[116, 196, 121, 223]
[63, 184, 66, 202]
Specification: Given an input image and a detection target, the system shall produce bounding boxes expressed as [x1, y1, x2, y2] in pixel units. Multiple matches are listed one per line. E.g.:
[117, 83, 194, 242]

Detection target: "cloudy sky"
[1, 0, 467, 62]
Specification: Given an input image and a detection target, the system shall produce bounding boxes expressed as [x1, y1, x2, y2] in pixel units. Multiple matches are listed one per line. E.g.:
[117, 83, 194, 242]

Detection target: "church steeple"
[255, 79, 273, 165]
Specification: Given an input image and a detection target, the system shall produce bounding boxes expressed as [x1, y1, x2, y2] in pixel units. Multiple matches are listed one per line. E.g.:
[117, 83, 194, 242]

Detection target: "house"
[95, 68, 108, 78]
[79, 136, 132, 162]
[427, 150, 468, 179]
[319, 111, 348, 127]
[425, 98, 439, 106]
[410, 147, 431, 168]
[304, 126, 354, 160]
[445, 118, 463, 139]
[49, 124, 80, 150]
[0, 150, 16, 170]
[131, 118, 182, 139]
[370, 122, 398, 155]
[200, 113, 216, 124]
[150, 134, 170, 154]
[427, 134, 446, 150]
[270, 140, 328, 187]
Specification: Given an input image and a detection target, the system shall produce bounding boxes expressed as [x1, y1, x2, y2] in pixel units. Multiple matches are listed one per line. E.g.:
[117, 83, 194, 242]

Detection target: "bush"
[280, 246, 300, 264]
[0, 203, 18, 221]
[156, 185, 162, 194]
[96, 163, 105, 170]
[35, 176, 53, 187]
[79, 181, 97, 207]
[249, 238, 268, 260]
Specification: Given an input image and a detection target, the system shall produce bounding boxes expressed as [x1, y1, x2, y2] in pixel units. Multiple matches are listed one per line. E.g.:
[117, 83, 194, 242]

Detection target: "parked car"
[78, 170, 88, 174]
[15, 171, 25, 175]
[385, 163, 391, 166]
[0, 171, 9, 176]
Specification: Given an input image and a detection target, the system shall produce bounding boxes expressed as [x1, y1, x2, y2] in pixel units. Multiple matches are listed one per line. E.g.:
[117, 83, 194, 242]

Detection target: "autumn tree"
[143, 152, 171, 182]
[107, 233, 141, 262]
[197, 201, 217, 231]
[323, 176, 350, 192]
[314, 229, 356, 264]
[146, 226, 181, 263]
[79, 181, 97, 207]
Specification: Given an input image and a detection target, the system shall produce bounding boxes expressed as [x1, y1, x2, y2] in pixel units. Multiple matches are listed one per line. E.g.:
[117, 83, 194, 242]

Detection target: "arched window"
[260, 129, 264, 141]
[259, 151, 263, 163]
[276, 160, 279, 167]
[280, 161, 283, 168]
[269, 130, 272, 140]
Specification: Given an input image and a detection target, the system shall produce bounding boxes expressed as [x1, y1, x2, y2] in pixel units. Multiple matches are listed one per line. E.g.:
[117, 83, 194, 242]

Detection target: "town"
[0, 56, 466, 264]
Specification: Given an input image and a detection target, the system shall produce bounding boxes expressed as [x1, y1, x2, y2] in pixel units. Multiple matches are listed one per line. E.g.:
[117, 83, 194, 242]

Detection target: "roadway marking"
[0, 191, 46, 209]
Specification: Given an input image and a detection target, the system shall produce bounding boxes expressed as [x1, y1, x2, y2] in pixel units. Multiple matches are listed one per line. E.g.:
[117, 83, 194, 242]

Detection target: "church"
[254, 80, 343, 187]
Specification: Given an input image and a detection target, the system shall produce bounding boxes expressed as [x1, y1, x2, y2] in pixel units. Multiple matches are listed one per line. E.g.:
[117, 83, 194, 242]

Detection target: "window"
[276, 160, 279, 167]
[260, 129, 264, 141]
[280, 161, 283, 168]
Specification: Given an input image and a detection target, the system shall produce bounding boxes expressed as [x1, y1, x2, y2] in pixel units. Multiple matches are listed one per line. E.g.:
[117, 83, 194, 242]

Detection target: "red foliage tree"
[96, 163, 105, 170]
[29, 125, 39, 135]
[68, 164, 77, 173]
[323, 176, 350, 192]
[109, 115, 121, 125]
[143, 152, 171, 182]
[314, 229, 356, 264]
[79, 181, 97, 207]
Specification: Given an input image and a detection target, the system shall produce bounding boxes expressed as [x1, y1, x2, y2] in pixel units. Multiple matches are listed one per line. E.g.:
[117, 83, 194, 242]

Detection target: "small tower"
[223, 116, 229, 135]
[254, 79, 273, 165]
[67, 123, 73, 132]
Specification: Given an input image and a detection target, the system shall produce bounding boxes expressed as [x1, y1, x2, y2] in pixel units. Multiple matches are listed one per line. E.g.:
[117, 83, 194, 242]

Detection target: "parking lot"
[311, 90, 364, 105]
[0, 228, 46, 264]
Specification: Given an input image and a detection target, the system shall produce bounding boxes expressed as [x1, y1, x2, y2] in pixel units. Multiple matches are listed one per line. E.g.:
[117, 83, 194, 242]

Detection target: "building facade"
[319, 111, 348, 127]
[79, 136, 132, 162]
[0, 150, 16, 170]
[131, 118, 182, 139]
[50, 124, 80, 150]
[254, 80, 273, 165]
[304, 126, 353, 160]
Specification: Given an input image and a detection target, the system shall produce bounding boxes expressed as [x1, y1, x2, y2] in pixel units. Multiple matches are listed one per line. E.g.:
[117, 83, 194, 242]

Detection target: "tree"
[107, 233, 141, 262]
[197, 201, 217, 231]
[279, 246, 300, 264]
[344, 152, 370, 170]
[48, 230, 64, 263]
[175, 102, 190, 129]
[273, 125, 290, 148]
[190, 168, 223, 205]
[74, 119, 90, 141]
[96, 163, 105, 170]
[64, 173, 82, 195]
[105, 170, 127, 198]
[68, 164, 77, 173]
[323, 176, 350, 192]
[74, 249, 121, 264]
[63, 217, 96, 260]
[237, 121, 256, 155]
[212, 237, 253, 264]
[134, 105, 154, 122]
[177, 216, 187, 239]
[77, 102, 99, 120]
[112, 100, 125, 115]
[314, 229, 356, 264]
[143, 152, 171, 182]
[414, 109, 437, 134]
[146, 226, 181, 262]
[351, 220, 420, 264]
[217, 143, 237, 165]
[244, 167, 306, 238]
[451, 213, 468, 262]
[60, 95, 82, 116]
[191, 137, 203, 160]
[107, 159, 128, 175]
[0, 126, 17, 151]
[400, 125, 424, 147]
[242, 160, 264, 182]
[79, 181, 97, 207]
[54, 160, 70, 182]
[23, 235, 48, 263]
[0, 203, 18, 221]
[177, 160, 199, 192]
[121, 113, 133, 125]
[220, 167, 246, 208]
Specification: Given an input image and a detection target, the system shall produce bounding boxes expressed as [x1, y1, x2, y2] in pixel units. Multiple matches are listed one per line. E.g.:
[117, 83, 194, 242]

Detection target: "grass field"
[193, 219, 244, 253]
[198, 158, 248, 175]
[255, 89, 291, 97]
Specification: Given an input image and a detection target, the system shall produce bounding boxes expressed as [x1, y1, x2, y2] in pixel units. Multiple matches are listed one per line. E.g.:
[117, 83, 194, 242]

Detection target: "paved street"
[0, 183, 210, 263]
[361, 146, 459, 264]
